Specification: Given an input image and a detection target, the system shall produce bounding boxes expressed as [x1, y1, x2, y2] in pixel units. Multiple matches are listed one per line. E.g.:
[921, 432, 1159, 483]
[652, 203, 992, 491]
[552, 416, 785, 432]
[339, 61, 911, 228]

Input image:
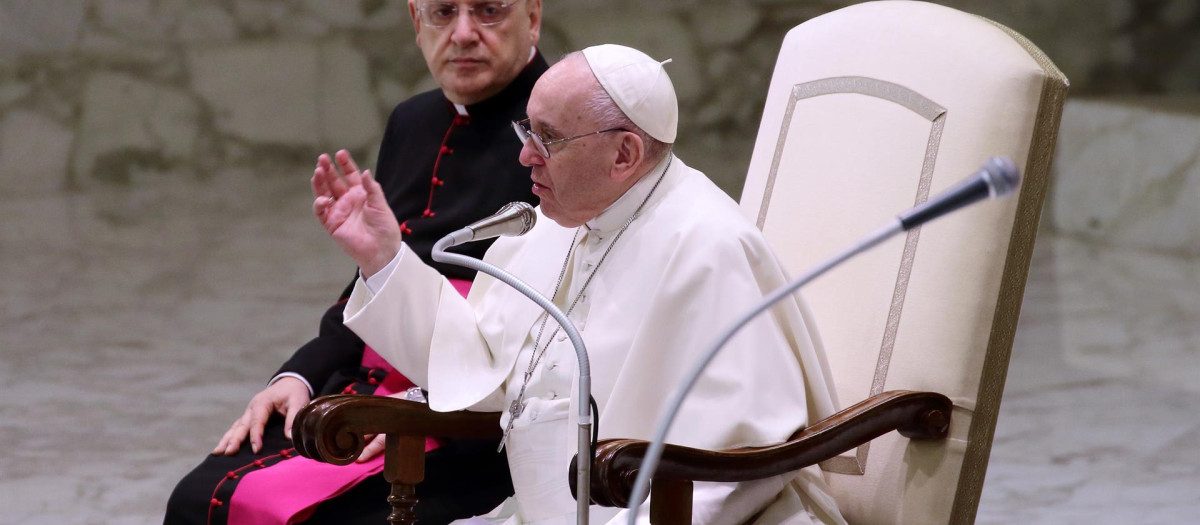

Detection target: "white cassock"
[344, 154, 847, 525]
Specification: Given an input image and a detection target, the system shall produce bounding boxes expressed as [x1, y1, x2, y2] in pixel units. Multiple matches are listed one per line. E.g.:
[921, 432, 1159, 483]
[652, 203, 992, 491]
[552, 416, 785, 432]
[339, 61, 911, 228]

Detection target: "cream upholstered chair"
[742, 2, 1067, 522]
[294, 2, 1068, 524]
[581, 1, 1069, 524]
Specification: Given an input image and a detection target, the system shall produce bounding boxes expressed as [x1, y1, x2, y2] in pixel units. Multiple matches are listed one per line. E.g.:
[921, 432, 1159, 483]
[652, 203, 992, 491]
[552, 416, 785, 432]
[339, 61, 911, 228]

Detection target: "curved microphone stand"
[623, 156, 1020, 524]
[431, 225, 594, 525]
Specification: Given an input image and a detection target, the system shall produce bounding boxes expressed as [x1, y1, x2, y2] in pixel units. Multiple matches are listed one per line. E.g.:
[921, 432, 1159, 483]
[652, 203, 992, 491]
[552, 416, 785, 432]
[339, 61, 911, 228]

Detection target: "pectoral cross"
[497, 376, 532, 452]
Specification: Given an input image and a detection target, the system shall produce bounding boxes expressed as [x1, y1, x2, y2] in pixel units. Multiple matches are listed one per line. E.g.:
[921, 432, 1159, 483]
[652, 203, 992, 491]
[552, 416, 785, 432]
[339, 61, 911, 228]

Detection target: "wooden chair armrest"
[576, 390, 951, 508]
[292, 394, 502, 466]
[289, 395, 502, 524]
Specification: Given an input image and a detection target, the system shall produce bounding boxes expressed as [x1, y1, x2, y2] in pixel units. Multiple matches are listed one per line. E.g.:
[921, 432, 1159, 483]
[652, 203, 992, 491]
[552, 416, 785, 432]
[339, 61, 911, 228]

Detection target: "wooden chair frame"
[293, 390, 951, 524]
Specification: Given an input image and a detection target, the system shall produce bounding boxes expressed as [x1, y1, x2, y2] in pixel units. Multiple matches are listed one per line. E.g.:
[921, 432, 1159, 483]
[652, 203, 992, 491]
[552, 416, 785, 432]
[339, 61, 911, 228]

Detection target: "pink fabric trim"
[226, 278, 474, 525]
[448, 277, 472, 299]
[228, 454, 384, 525]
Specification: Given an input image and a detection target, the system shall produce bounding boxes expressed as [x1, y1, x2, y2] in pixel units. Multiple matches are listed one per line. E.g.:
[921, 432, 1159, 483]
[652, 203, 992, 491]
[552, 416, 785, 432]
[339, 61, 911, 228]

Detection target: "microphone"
[897, 156, 1019, 230]
[622, 157, 1021, 525]
[431, 202, 595, 525]
[462, 201, 537, 242]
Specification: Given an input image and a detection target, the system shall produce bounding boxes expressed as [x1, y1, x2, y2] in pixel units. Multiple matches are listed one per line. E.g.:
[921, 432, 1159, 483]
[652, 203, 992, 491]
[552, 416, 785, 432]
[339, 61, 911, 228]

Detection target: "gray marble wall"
[2, 0, 1199, 197]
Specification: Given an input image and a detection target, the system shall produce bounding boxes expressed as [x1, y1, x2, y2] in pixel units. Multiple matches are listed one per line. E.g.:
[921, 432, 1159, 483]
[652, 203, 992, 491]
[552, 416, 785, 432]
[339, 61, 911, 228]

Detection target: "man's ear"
[408, 0, 421, 41]
[611, 132, 645, 183]
[526, 0, 543, 47]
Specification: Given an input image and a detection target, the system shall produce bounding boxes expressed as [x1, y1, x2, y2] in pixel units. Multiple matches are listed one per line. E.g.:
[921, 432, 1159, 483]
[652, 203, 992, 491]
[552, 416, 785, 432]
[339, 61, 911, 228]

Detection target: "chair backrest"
[738, 2, 1067, 523]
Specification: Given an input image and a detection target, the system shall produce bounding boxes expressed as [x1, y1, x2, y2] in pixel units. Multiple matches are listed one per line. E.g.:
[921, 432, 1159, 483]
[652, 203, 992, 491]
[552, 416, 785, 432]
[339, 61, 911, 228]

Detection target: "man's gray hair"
[563, 52, 672, 164]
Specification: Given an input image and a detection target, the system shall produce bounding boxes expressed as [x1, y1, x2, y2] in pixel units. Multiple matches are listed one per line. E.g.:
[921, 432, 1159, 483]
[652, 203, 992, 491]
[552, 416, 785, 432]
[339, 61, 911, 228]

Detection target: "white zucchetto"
[581, 44, 678, 144]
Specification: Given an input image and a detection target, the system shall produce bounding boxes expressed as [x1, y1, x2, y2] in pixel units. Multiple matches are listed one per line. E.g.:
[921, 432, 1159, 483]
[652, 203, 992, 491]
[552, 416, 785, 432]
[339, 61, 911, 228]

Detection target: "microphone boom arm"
[623, 156, 1020, 524]
[432, 230, 594, 525]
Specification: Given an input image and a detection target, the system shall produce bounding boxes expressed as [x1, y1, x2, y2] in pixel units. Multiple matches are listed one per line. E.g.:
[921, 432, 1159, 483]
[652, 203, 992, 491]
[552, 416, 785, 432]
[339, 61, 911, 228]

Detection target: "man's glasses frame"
[416, 0, 524, 29]
[512, 118, 628, 159]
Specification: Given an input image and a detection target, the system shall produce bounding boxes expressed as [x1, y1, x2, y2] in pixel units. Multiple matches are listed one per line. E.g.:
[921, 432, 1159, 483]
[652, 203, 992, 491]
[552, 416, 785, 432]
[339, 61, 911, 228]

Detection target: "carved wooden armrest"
[292, 394, 501, 465]
[573, 390, 951, 519]
[291, 394, 502, 525]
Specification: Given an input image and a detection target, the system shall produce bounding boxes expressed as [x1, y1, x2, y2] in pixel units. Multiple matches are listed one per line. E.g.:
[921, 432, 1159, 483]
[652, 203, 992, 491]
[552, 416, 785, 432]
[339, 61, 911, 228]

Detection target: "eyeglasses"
[417, 0, 523, 28]
[512, 118, 628, 159]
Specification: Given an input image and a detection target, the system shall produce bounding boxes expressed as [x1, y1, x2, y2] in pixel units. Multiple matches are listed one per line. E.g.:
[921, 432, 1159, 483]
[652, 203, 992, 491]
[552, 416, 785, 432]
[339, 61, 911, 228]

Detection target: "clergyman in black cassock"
[164, 53, 546, 525]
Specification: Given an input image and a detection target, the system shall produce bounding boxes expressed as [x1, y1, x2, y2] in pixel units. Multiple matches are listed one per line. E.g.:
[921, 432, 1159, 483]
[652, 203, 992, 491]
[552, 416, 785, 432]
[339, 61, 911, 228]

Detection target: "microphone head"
[982, 156, 1020, 199]
[500, 201, 537, 236]
[468, 201, 538, 242]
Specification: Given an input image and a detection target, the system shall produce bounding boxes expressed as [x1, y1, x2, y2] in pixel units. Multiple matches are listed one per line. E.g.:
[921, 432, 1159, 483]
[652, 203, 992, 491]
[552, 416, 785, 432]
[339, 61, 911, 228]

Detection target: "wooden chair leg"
[387, 484, 418, 525]
[383, 434, 426, 525]
[649, 477, 693, 525]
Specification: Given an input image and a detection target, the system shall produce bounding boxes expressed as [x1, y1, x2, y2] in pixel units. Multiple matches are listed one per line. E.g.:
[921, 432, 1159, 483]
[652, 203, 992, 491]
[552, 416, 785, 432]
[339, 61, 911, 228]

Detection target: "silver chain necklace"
[498, 155, 673, 450]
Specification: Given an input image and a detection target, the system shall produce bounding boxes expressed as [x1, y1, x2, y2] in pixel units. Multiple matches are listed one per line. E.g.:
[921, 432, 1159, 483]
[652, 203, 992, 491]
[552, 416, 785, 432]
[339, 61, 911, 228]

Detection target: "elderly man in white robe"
[310, 44, 846, 525]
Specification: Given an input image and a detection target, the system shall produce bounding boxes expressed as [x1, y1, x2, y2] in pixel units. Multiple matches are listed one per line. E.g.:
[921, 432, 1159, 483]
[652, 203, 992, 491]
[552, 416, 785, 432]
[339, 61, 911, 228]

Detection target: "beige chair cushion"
[738, 2, 1067, 523]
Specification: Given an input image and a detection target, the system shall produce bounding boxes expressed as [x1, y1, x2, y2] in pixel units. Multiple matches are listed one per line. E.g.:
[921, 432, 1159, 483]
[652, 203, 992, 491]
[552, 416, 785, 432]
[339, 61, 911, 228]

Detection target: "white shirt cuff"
[363, 248, 404, 296]
[268, 372, 314, 397]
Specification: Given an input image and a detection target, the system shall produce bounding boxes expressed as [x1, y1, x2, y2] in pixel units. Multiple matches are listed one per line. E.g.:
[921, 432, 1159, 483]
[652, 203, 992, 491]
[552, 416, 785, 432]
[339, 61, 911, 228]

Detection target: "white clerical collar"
[584, 153, 674, 234]
[453, 103, 468, 116]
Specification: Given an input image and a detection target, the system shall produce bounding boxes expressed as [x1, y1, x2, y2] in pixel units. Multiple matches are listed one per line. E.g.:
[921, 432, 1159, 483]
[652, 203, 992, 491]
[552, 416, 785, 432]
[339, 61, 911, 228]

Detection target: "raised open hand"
[312, 150, 403, 277]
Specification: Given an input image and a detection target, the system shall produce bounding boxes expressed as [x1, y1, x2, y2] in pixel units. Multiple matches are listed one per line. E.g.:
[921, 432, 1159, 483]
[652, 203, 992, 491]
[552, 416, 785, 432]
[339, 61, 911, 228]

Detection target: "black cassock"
[165, 54, 547, 525]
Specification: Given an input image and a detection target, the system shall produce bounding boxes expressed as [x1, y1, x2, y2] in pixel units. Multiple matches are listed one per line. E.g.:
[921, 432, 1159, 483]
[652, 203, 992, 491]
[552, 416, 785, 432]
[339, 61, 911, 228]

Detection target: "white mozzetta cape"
[344, 156, 844, 524]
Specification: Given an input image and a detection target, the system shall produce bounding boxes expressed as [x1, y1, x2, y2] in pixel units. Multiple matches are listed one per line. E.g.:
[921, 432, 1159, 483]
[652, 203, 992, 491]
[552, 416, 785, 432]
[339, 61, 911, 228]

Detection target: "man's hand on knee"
[213, 377, 311, 456]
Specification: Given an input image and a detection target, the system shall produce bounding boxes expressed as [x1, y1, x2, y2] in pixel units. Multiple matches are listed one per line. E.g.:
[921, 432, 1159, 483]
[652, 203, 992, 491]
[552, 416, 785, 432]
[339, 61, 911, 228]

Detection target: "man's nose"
[449, 9, 481, 46]
[518, 140, 544, 167]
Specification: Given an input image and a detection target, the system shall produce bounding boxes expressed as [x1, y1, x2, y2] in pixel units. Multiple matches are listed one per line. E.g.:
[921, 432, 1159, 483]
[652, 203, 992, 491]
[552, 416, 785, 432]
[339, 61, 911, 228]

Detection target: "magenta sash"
[226, 278, 472, 525]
